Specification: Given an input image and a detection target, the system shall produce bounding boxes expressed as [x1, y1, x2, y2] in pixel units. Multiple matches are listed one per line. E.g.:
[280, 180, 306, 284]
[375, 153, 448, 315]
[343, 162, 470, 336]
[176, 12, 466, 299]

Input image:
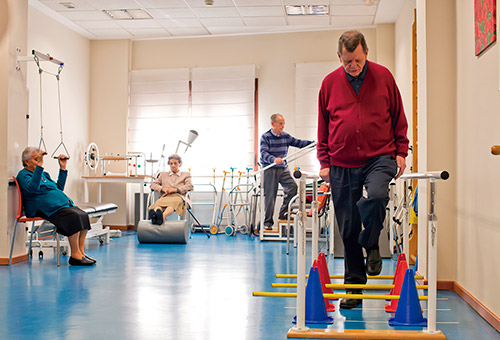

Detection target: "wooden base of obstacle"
[276, 274, 424, 280]
[287, 328, 446, 339]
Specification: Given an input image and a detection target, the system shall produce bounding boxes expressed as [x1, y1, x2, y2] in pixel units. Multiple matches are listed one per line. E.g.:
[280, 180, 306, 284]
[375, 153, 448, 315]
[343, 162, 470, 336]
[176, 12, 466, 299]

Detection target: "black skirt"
[36, 207, 91, 237]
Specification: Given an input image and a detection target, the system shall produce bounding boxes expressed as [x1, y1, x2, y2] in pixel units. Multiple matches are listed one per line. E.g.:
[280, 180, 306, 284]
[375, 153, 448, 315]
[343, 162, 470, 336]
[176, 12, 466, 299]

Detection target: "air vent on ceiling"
[285, 5, 329, 16]
[103, 9, 152, 20]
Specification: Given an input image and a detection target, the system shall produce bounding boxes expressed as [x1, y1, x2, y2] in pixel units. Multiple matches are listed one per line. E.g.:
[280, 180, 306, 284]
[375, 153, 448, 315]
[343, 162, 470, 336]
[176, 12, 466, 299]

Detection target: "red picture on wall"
[475, 0, 497, 56]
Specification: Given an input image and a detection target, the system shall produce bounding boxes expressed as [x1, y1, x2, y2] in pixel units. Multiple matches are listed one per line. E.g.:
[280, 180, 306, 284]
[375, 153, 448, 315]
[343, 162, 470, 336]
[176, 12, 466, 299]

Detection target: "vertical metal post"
[403, 179, 410, 261]
[294, 178, 309, 331]
[329, 199, 335, 255]
[424, 179, 438, 334]
[259, 173, 264, 240]
[388, 183, 395, 255]
[311, 178, 319, 263]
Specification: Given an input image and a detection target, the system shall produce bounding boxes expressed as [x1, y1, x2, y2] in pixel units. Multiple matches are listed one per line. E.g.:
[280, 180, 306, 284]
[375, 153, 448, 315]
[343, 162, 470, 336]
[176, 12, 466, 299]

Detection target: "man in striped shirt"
[260, 114, 314, 230]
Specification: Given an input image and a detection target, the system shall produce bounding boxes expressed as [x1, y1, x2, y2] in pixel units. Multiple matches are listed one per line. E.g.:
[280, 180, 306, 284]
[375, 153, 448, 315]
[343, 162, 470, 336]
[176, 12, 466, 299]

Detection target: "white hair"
[21, 147, 39, 167]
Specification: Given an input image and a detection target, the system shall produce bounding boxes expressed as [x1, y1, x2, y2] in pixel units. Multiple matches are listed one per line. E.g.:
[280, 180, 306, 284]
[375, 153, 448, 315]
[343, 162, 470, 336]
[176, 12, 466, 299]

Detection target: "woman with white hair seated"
[16, 147, 95, 266]
[148, 154, 193, 225]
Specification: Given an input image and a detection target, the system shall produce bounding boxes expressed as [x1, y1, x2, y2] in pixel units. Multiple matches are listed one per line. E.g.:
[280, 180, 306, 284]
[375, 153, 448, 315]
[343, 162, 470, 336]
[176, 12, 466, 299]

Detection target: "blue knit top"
[260, 129, 313, 168]
[16, 166, 73, 217]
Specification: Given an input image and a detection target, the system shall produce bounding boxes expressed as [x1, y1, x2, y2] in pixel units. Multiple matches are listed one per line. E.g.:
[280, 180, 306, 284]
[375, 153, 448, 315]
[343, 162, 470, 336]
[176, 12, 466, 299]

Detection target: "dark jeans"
[329, 155, 397, 285]
[263, 167, 297, 227]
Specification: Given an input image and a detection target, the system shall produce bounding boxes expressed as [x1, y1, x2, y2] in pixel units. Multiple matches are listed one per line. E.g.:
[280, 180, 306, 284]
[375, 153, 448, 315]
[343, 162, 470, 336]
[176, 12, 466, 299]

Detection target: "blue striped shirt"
[260, 129, 313, 168]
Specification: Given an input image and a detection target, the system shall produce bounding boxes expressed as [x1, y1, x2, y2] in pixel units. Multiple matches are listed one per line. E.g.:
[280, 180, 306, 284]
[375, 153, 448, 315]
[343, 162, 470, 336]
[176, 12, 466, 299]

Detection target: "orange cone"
[313, 259, 335, 311]
[385, 253, 408, 313]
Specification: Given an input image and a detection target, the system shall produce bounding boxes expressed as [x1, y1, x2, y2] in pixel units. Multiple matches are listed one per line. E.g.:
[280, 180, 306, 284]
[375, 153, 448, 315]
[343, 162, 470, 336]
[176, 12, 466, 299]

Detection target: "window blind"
[128, 65, 256, 176]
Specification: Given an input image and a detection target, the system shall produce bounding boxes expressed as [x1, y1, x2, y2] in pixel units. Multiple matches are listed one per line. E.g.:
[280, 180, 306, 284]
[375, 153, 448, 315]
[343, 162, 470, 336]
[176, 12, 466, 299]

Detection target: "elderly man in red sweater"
[317, 30, 409, 309]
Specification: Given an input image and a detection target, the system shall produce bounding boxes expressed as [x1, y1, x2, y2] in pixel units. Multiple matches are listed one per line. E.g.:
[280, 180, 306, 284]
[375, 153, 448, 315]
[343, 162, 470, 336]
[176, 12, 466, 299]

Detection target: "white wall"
[3, 3, 91, 260]
[1, 0, 29, 259]
[26, 5, 90, 202]
[456, 0, 500, 317]
[395, 0, 416, 151]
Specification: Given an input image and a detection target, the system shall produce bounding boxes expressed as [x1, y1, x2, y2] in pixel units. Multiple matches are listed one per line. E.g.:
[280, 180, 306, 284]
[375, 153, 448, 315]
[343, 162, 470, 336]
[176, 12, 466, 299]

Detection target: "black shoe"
[366, 249, 382, 275]
[339, 291, 362, 309]
[155, 209, 164, 225]
[148, 209, 157, 225]
[84, 255, 97, 264]
[264, 224, 273, 230]
[278, 213, 287, 220]
[69, 256, 95, 266]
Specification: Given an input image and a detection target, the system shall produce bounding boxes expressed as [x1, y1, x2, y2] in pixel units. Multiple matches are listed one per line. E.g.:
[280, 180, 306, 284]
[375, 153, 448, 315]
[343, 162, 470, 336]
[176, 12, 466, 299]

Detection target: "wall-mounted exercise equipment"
[30, 50, 70, 159]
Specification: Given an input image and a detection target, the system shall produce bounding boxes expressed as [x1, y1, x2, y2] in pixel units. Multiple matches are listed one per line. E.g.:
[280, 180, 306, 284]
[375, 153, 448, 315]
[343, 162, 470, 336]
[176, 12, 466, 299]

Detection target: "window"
[128, 65, 256, 176]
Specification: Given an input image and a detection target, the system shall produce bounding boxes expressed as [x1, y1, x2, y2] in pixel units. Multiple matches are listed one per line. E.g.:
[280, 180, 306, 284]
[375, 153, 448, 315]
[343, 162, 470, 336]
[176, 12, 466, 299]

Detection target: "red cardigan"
[317, 61, 409, 168]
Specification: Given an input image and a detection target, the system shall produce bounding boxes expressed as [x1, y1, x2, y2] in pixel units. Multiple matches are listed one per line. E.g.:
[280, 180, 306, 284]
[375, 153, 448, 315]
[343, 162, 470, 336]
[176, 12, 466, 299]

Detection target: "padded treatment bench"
[137, 219, 189, 244]
[75, 202, 118, 244]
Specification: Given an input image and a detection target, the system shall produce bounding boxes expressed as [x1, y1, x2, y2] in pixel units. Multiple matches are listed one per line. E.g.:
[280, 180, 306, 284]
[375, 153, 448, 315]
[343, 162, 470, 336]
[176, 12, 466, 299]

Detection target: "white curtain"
[128, 65, 256, 176]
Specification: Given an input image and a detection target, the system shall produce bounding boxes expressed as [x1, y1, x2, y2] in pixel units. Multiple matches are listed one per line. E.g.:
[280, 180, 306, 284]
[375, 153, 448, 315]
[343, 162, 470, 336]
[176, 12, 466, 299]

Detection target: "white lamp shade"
[187, 130, 198, 145]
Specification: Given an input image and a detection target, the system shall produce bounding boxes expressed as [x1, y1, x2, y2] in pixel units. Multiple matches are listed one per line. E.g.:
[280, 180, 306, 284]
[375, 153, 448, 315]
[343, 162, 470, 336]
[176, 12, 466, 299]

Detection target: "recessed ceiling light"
[59, 2, 76, 9]
[103, 9, 152, 20]
[285, 5, 329, 16]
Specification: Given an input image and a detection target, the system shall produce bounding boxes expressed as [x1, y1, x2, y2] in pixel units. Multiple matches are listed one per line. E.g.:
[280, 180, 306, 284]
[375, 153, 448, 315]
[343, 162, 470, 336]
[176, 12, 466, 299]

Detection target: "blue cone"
[293, 266, 333, 324]
[388, 269, 427, 327]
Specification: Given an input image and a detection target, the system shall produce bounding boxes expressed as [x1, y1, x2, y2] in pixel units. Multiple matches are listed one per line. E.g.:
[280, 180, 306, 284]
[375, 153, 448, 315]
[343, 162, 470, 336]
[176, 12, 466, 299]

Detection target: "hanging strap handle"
[50, 64, 70, 159]
[34, 55, 48, 154]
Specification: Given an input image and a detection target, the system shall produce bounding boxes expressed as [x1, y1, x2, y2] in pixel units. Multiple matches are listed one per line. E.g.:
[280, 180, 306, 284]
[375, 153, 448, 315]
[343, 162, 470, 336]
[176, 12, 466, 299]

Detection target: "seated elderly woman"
[148, 154, 193, 225]
[16, 147, 95, 266]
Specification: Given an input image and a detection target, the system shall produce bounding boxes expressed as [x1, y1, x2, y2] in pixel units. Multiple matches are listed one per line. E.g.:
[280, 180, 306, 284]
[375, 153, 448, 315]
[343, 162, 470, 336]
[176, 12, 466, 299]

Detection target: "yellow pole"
[252, 292, 428, 301]
[276, 274, 425, 280]
[271, 283, 428, 290]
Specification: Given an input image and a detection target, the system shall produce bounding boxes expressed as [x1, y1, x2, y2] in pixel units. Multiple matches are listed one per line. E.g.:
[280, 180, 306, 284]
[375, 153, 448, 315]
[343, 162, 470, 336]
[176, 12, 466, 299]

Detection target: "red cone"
[385, 253, 408, 313]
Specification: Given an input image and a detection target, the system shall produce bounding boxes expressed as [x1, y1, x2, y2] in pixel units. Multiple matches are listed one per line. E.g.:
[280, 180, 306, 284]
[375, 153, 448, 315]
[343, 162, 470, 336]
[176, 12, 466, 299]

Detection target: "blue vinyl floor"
[1, 231, 499, 340]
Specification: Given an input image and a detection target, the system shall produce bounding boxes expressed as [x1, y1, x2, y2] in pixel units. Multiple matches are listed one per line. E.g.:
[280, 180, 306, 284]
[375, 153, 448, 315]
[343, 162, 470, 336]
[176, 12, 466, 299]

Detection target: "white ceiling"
[30, 0, 404, 40]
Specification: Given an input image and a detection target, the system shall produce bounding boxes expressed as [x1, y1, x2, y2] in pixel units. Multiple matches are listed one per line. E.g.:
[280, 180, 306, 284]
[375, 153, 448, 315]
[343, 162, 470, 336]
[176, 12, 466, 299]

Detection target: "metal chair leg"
[56, 233, 60, 267]
[8, 221, 19, 265]
[28, 221, 36, 259]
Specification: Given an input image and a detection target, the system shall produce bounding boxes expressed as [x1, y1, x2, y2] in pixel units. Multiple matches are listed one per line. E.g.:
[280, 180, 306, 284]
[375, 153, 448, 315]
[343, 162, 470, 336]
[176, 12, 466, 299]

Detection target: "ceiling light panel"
[286, 5, 329, 16]
[103, 9, 153, 20]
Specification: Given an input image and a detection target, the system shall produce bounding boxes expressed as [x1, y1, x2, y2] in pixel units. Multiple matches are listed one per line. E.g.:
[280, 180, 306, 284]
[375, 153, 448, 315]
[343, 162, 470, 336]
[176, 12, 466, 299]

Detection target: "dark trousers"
[329, 155, 397, 285]
[263, 167, 297, 227]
